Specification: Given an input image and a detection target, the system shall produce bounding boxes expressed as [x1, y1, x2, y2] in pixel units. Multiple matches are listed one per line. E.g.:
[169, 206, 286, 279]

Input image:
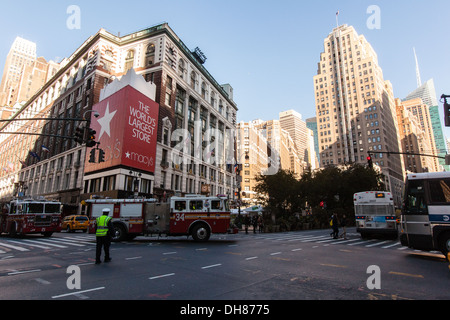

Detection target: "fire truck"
[85, 194, 237, 242]
[0, 198, 62, 237]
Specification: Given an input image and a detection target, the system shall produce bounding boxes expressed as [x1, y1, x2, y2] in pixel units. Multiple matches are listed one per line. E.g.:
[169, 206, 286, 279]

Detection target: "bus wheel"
[439, 232, 450, 260]
[191, 224, 211, 242]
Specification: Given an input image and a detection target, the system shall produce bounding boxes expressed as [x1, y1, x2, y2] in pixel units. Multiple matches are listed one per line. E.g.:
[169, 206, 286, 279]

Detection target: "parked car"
[62, 215, 89, 232]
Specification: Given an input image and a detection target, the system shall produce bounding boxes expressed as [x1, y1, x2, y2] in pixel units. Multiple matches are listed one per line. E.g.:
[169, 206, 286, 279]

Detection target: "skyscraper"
[0, 37, 37, 106]
[404, 78, 439, 108]
[279, 110, 310, 167]
[403, 78, 448, 170]
[313, 24, 404, 204]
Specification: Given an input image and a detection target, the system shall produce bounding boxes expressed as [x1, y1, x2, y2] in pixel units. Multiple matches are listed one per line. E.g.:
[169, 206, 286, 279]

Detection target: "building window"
[103, 175, 116, 191]
[178, 59, 185, 78]
[190, 71, 197, 90]
[125, 50, 135, 72]
[146, 43, 155, 66]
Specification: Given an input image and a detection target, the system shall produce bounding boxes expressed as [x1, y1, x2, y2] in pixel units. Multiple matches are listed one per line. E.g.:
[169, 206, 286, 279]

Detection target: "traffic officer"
[95, 208, 113, 264]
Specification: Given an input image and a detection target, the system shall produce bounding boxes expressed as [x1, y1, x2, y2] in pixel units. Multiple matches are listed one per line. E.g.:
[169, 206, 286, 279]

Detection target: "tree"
[254, 164, 386, 231]
[254, 170, 302, 220]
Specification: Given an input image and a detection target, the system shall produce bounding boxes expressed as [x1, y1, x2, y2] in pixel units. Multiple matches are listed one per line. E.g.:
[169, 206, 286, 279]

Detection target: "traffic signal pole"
[442, 94, 450, 127]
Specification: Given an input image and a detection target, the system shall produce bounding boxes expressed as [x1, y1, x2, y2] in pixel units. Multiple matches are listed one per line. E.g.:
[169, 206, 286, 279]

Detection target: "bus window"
[428, 179, 450, 204]
[189, 200, 203, 210]
[404, 180, 427, 215]
[175, 201, 186, 211]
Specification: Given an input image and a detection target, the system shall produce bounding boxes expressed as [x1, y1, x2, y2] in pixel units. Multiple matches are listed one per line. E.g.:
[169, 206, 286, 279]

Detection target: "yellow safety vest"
[96, 215, 112, 237]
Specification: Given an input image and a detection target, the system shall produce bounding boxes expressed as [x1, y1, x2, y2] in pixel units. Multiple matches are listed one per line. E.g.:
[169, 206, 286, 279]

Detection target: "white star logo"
[125, 152, 130, 158]
[97, 102, 117, 140]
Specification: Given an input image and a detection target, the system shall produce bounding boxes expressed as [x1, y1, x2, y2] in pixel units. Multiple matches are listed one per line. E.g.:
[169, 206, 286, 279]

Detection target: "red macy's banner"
[85, 85, 159, 173]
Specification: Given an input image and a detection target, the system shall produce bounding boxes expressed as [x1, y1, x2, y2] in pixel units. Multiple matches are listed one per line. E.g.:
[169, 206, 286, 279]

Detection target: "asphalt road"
[0, 227, 449, 304]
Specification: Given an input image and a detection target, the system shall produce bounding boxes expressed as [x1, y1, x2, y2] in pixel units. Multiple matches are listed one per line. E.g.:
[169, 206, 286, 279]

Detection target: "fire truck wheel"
[9, 222, 18, 237]
[191, 223, 211, 242]
[112, 223, 127, 242]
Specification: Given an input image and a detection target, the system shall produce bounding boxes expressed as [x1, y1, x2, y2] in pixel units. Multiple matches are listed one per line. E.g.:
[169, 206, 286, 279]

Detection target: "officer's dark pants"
[96, 236, 111, 262]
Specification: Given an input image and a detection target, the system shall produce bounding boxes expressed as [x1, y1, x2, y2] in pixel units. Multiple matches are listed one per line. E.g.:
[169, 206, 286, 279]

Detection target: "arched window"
[125, 49, 135, 72]
[178, 59, 185, 78]
[145, 44, 155, 67]
[190, 71, 197, 90]
[146, 44, 155, 54]
[201, 82, 207, 99]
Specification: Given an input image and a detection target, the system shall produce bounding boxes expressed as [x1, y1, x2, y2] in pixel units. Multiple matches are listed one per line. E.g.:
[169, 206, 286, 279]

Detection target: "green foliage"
[253, 164, 385, 230]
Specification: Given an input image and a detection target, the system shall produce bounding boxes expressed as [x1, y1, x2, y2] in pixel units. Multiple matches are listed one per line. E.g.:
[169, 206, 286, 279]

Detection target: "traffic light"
[443, 95, 450, 127]
[89, 149, 96, 163]
[367, 156, 373, 169]
[98, 149, 105, 163]
[86, 128, 97, 148]
[74, 127, 85, 145]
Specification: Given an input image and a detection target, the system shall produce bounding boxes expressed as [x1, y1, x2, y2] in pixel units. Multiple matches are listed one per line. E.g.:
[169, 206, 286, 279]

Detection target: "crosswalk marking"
[0, 234, 97, 253]
[365, 240, 391, 248]
[234, 232, 411, 252]
[8, 239, 52, 250]
[382, 241, 401, 249]
[38, 238, 85, 247]
[0, 242, 30, 252]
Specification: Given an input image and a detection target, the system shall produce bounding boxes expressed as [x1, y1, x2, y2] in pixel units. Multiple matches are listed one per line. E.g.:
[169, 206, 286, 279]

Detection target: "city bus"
[354, 191, 398, 239]
[400, 172, 450, 258]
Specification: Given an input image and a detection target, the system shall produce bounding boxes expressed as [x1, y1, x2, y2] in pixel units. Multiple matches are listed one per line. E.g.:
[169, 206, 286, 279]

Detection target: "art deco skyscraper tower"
[313, 24, 404, 204]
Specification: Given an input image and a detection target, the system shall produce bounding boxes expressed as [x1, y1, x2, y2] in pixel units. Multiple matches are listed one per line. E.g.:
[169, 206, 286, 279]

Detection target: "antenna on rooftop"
[414, 47, 422, 88]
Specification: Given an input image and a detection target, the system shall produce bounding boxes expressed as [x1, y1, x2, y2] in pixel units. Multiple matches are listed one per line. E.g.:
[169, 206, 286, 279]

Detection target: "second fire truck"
[0, 198, 62, 237]
[85, 194, 236, 241]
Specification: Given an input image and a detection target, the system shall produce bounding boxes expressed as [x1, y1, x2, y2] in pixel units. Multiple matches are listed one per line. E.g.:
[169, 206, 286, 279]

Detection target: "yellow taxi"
[62, 215, 89, 232]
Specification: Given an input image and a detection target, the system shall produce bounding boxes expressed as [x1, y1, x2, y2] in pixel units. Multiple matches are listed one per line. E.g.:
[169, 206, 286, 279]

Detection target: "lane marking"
[35, 278, 51, 285]
[201, 264, 222, 269]
[52, 287, 105, 299]
[8, 269, 41, 275]
[245, 256, 258, 260]
[320, 263, 347, 269]
[388, 271, 424, 278]
[149, 273, 175, 280]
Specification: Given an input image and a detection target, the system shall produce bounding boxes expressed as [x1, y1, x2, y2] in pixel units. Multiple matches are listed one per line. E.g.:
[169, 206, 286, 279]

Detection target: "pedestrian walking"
[330, 213, 339, 239]
[244, 215, 250, 234]
[252, 215, 258, 234]
[339, 214, 348, 239]
[257, 215, 264, 233]
[95, 208, 114, 264]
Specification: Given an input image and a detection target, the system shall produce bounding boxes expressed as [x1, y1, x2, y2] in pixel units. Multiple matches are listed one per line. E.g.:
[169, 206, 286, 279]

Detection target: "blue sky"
[1, 0, 449, 136]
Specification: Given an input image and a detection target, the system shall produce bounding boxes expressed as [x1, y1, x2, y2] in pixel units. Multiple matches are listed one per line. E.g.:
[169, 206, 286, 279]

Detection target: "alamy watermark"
[366, 265, 381, 290]
[366, 5, 381, 30]
[66, 265, 81, 290]
[66, 5, 81, 30]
